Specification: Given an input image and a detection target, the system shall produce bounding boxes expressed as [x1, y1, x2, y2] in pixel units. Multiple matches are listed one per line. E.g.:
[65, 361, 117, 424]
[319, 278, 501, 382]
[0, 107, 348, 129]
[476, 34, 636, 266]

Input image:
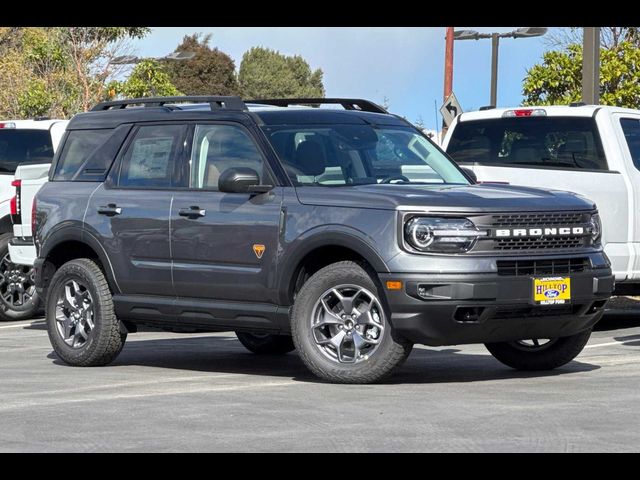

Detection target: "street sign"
[440, 92, 463, 127]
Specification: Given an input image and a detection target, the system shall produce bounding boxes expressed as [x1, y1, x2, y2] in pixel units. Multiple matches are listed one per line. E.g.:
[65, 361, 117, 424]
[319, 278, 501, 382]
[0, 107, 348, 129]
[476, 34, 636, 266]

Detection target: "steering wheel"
[380, 174, 410, 184]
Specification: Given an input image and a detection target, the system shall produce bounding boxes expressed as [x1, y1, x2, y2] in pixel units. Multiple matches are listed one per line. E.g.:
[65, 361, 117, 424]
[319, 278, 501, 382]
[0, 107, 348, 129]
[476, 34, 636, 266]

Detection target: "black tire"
[485, 329, 592, 371]
[291, 261, 413, 384]
[0, 232, 42, 321]
[235, 332, 296, 355]
[46, 258, 126, 366]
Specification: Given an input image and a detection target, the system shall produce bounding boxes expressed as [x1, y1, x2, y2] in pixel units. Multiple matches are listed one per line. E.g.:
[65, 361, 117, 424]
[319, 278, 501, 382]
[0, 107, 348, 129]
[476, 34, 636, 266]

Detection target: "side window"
[620, 118, 640, 171]
[118, 124, 185, 188]
[189, 124, 267, 190]
[53, 126, 130, 181]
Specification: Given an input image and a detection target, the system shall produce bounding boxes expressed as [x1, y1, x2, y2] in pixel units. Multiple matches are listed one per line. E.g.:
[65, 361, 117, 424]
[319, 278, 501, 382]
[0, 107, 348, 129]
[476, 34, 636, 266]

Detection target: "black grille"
[497, 257, 590, 276]
[495, 236, 586, 251]
[491, 212, 586, 227]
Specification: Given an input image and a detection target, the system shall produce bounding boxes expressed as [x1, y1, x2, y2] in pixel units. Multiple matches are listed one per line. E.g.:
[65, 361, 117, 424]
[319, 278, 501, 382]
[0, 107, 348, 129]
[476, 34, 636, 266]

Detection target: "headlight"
[589, 213, 602, 244]
[404, 217, 487, 253]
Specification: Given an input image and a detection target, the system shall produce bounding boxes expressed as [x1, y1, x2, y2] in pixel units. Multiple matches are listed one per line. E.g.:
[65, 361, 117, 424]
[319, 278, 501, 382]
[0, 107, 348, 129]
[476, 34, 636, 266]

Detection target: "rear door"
[616, 114, 640, 280]
[85, 123, 186, 296]
[170, 122, 282, 303]
[445, 114, 628, 278]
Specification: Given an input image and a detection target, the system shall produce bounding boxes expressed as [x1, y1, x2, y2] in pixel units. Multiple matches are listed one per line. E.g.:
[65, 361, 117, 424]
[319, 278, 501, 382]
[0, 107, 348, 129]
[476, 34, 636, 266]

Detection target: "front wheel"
[485, 329, 592, 371]
[291, 261, 413, 384]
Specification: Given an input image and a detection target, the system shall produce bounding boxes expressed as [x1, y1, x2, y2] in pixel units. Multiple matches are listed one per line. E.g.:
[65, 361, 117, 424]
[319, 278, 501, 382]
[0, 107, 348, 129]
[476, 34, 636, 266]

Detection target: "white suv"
[0, 119, 67, 321]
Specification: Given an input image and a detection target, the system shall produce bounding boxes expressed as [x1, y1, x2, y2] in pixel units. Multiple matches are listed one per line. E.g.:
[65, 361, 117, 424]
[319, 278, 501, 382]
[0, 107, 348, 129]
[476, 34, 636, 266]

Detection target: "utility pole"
[490, 33, 499, 107]
[442, 26, 454, 139]
[582, 27, 600, 105]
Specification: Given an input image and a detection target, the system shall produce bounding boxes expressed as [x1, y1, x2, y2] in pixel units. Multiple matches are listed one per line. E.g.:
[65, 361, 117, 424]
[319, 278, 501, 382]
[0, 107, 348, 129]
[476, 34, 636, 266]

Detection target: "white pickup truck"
[0, 119, 67, 320]
[443, 105, 640, 294]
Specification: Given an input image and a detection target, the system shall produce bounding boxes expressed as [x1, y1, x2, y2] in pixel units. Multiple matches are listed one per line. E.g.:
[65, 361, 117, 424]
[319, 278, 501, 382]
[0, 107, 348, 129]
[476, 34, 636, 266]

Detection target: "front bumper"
[379, 268, 614, 346]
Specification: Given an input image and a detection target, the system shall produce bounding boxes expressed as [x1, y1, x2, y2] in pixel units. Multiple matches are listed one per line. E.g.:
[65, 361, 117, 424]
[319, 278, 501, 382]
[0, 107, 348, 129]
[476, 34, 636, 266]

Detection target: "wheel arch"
[277, 228, 389, 305]
[39, 227, 120, 294]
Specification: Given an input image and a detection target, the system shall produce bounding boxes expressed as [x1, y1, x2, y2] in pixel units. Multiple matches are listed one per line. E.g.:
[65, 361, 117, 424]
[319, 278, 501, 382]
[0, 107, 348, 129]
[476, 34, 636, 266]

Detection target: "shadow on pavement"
[595, 310, 640, 332]
[613, 333, 640, 347]
[49, 334, 600, 385]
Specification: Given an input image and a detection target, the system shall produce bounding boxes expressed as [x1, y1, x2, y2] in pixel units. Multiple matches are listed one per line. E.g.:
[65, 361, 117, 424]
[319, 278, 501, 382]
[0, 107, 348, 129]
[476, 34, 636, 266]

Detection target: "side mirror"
[218, 167, 273, 194]
[461, 167, 477, 183]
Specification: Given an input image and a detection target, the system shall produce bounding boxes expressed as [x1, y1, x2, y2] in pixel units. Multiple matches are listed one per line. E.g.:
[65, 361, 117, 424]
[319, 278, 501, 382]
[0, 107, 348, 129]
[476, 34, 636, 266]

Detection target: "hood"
[294, 183, 597, 213]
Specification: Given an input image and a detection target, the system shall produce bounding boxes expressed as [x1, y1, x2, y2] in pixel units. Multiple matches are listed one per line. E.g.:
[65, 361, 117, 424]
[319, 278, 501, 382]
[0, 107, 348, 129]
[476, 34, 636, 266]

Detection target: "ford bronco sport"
[33, 96, 614, 383]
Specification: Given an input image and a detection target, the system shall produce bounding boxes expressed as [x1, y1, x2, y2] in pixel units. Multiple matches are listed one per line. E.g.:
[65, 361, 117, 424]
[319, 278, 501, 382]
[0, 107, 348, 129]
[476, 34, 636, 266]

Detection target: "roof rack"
[247, 98, 388, 114]
[91, 96, 246, 112]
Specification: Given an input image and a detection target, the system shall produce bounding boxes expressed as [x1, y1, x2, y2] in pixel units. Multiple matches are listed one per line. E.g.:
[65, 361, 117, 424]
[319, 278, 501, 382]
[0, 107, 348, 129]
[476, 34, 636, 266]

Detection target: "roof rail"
[247, 98, 388, 114]
[91, 96, 246, 112]
[479, 105, 495, 111]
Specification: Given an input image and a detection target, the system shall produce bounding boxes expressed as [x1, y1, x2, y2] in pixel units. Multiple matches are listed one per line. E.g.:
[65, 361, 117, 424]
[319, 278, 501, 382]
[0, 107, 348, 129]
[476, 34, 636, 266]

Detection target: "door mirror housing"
[218, 167, 273, 194]
[461, 167, 477, 183]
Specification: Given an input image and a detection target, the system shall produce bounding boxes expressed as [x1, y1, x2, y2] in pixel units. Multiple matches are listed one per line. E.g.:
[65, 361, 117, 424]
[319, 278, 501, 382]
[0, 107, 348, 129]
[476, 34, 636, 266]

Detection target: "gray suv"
[33, 96, 614, 383]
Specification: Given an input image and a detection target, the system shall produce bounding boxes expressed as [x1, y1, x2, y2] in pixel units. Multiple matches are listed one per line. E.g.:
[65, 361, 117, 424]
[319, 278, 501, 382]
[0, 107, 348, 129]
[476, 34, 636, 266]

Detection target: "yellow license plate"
[533, 277, 571, 305]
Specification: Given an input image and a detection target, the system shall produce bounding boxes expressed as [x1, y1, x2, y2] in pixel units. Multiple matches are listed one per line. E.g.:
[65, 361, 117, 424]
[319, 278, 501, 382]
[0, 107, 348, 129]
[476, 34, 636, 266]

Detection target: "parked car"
[443, 105, 640, 295]
[33, 97, 612, 383]
[0, 119, 67, 321]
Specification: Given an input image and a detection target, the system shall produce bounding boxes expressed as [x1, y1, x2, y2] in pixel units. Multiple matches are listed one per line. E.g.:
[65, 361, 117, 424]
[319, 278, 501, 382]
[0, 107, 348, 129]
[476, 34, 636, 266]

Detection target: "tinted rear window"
[447, 116, 608, 171]
[0, 129, 54, 174]
[53, 126, 130, 181]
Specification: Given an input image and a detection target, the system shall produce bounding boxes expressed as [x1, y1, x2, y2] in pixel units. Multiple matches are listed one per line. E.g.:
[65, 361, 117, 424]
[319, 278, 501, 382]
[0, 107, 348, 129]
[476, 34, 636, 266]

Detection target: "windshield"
[447, 116, 608, 170]
[0, 129, 54, 174]
[263, 124, 469, 186]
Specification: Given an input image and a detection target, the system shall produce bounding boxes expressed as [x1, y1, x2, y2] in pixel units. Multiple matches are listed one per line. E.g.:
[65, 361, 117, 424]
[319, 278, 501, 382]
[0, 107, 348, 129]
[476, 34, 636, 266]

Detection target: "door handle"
[178, 206, 206, 219]
[97, 204, 122, 216]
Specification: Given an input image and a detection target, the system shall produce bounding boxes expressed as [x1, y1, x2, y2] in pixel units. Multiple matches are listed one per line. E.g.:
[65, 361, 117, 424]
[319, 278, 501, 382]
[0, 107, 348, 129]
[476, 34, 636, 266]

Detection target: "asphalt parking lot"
[1, 305, 640, 452]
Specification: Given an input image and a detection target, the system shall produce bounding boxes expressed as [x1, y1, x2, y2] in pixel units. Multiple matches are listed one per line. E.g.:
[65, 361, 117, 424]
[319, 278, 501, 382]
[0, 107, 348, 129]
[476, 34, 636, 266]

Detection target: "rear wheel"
[0, 232, 41, 321]
[485, 329, 592, 371]
[46, 258, 126, 366]
[291, 261, 413, 384]
[235, 332, 295, 355]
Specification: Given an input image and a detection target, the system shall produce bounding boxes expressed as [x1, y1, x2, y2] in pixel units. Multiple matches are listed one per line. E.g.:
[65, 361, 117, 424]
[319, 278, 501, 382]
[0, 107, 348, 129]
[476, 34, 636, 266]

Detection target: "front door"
[170, 123, 282, 303]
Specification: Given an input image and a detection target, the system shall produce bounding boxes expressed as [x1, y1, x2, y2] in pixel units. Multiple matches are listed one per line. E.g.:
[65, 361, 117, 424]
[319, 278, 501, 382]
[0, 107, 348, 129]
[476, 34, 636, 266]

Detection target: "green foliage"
[238, 47, 324, 99]
[111, 60, 181, 98]
[0, 27, 152, 118]
[164, 33, 238, 95]
[523, 42, 640, 108]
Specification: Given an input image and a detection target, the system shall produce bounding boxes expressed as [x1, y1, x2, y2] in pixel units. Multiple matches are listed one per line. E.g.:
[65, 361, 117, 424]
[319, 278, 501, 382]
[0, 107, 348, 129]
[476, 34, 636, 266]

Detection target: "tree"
[164, 33, 238, 96]
[108, 60, 181, 99]
[0, 27, 151, 118]
[238, 47, 324, 99]
[522, 42, 640, 108]
[545, 27, 640, 49]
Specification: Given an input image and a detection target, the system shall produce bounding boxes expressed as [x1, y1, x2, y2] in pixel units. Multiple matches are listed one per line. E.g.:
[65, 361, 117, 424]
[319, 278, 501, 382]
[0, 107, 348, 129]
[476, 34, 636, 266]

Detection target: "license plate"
[533, 277, 571, 305]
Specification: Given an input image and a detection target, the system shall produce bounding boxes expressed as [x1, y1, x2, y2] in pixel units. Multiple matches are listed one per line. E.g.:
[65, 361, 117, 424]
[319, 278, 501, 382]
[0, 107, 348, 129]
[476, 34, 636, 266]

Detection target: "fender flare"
[40, 225, 121, 294]
[276, 226, 389, 305]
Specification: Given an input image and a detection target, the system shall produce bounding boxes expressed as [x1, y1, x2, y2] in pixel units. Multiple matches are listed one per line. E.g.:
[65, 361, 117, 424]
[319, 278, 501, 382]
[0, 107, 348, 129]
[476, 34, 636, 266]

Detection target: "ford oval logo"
[544, 290, 560, 299]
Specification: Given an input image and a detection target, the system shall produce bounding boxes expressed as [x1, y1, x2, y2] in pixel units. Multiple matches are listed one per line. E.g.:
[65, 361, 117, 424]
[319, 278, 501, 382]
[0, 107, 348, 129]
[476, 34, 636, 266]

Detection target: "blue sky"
[134, 27, 558, 131]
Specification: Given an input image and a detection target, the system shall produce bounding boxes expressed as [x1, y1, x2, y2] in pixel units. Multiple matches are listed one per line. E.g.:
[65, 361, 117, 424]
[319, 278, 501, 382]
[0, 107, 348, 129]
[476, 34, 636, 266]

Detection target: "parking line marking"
[0, 321, 45, 329]
[0, 379, 297, 412]
[584, 340, 624, 349]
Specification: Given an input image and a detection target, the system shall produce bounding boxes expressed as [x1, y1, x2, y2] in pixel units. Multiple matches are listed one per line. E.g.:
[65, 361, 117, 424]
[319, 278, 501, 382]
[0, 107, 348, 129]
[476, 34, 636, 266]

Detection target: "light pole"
[453, 27, 547, 107]
[111, 51, 196, 65]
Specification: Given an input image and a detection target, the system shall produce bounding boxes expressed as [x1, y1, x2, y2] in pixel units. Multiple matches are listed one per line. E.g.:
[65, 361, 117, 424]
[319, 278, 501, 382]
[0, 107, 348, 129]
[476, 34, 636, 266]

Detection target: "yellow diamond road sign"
[440, 92, 463, 127]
